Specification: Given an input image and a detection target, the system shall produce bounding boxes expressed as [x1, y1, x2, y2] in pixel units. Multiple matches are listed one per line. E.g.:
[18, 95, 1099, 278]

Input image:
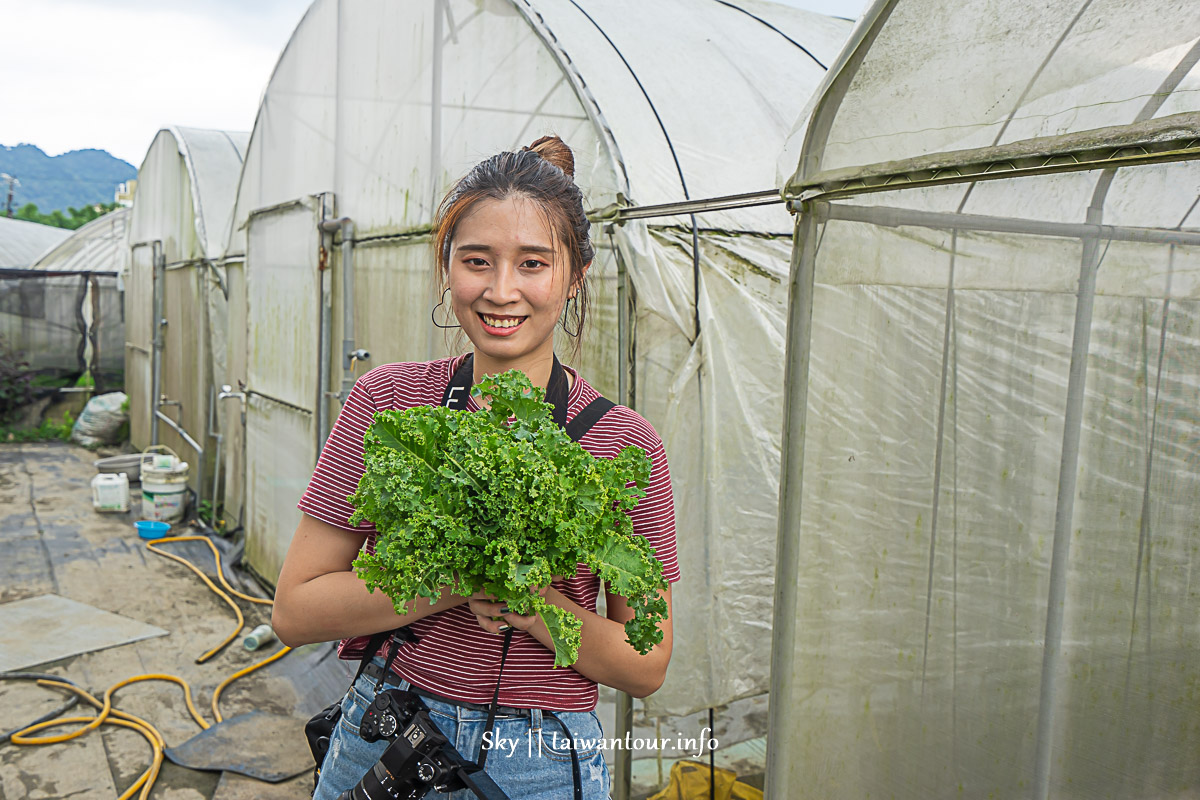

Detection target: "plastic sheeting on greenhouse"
[222, 0, 851, 718]
[124, 126, 249, 503]
[0, 216, 69, 268]
[768, 2, 1200, 798]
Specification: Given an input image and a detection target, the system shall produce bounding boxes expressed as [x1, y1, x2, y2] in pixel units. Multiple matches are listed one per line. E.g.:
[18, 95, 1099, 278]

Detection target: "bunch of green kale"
[348, 370, 669, 667]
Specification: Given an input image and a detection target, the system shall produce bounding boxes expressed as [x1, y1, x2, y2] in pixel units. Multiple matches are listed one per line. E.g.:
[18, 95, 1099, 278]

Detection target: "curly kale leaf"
[348, 369, 669, 667]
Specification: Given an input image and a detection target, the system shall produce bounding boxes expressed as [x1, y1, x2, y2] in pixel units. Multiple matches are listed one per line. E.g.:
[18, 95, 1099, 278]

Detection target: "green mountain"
[0, 144, 136, 215]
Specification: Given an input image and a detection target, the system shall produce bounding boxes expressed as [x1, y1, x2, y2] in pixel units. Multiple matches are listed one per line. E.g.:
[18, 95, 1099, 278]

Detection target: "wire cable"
[709, 0, 829, 70]
[565, 0, 704, 342]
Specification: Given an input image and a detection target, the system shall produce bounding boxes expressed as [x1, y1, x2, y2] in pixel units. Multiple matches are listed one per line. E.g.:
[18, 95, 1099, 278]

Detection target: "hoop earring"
[431, 287, 461, 329]
[561, 293, 580, 338]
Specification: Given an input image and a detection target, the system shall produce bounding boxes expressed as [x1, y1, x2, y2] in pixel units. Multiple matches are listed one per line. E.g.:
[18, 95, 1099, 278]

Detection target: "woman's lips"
[478, 313, 527, 336]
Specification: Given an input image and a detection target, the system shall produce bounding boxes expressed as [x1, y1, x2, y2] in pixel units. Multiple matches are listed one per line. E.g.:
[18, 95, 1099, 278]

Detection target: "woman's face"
[448, 194, 579, 368]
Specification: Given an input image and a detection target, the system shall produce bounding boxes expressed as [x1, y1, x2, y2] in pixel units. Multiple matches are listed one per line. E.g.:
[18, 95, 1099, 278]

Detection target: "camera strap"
[476, 627, 514, 771]
[545, 711, 584, 800]
[374, 632, 406, 693]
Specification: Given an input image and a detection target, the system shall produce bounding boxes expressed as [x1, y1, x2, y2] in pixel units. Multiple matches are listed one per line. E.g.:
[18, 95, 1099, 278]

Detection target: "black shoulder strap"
[442, 353, 475, 409]
[565, 396, 615, 442]
[544, 356, 570, 429]
[442, 352, 612, 441]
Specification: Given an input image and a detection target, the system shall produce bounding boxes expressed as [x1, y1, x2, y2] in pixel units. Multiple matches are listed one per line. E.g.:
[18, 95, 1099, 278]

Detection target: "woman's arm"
[468, 585, 673, 698]
[273, 513, 468, 646]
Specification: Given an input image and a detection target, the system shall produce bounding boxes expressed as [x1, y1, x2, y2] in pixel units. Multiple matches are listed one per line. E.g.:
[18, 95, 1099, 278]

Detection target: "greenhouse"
[123, 126, 249, 508]
[220, 0, 851, 734]
[767, 0, 1200, 798]
[0, 215, 69, 269]
[6, 0, 1198, 798]
[1, 211, 124, 388]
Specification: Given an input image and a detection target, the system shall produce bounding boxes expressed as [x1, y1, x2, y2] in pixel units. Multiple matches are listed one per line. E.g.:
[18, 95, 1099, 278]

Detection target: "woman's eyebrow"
[455, 243, 556, 255]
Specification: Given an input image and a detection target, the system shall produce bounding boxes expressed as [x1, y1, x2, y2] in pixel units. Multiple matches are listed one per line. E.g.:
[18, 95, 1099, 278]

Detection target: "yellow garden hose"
[21, 680, 166, 800]
[144, 536, 247, 662]
[149, 535, 275, 606]
[210, 645, 291, 723]
[7, 534, 294, 798]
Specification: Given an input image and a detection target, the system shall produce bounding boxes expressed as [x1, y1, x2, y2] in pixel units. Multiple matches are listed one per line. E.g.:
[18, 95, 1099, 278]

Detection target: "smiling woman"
[447, 194, 579, 381]
[436, 136, 594, 380]
[272, 136, 680, 800]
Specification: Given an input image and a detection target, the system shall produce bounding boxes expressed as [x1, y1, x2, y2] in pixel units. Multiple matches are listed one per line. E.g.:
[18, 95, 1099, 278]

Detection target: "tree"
[15, 201, 119, 230]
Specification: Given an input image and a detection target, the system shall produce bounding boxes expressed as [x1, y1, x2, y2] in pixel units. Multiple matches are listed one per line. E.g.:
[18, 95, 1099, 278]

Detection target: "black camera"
[336, 689, 510, 800]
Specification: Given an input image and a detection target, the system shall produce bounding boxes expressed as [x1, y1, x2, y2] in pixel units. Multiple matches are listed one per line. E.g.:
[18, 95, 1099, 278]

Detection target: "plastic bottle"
[92, 472, 130, 513]
[243, 623, 276, 651]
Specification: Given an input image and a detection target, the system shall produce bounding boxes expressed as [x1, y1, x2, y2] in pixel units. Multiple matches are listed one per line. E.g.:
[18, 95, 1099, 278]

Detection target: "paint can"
[141, 446, 189, 523]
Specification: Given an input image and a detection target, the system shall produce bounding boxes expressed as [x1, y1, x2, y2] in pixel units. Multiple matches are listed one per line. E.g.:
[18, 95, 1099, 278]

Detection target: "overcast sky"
[1, 0, 867, 167]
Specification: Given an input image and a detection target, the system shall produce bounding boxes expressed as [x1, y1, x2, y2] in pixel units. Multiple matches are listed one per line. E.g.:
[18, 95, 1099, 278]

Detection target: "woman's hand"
[466, 581, 674, 697]
[468, 587, 549, 635]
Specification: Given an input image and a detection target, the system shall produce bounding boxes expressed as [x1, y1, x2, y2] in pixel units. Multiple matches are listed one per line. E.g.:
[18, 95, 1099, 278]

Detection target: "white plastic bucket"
[92, 473, 130, 513]
[141, 446, 189, 523]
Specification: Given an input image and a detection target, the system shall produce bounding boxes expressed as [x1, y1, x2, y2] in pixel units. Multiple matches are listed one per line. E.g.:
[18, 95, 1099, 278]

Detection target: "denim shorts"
[312, 658, 612, 800]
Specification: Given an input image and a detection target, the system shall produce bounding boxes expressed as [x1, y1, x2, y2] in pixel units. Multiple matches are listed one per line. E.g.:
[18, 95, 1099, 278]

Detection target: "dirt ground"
[0, 442, 320, 799]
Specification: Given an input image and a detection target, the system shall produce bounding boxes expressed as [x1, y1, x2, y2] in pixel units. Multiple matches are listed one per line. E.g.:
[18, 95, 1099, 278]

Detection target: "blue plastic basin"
[135, 520, 170, 540]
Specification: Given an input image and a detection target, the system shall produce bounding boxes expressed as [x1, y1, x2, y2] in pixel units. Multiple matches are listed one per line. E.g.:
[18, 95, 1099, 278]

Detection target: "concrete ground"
[0, 441, 766, 799]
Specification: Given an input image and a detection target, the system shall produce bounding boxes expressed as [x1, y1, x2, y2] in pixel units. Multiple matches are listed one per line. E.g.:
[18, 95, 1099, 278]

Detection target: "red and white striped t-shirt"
[297, 355, 680, 712]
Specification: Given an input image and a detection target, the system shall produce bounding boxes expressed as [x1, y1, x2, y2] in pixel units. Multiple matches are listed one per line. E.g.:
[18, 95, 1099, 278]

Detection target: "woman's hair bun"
[525, 135, 575, 179]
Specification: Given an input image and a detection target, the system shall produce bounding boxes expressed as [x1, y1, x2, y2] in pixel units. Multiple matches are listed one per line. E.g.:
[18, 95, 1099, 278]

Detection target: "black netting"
[0, 270, 124, 394]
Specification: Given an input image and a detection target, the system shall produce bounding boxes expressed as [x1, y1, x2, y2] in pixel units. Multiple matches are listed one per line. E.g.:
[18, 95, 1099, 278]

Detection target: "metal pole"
[820, 202, 1200, 247]
[613, 226, 629, 410]
[613, 693, 634, 800]
[338, 218, 358, 398]
[1031, 204, 1103, 800]
[765, 205, 822, 799]
[150, 241, 164, 446]
[318, 213, 363, 444]
[208, 382, 223, 527]
[610, 189, 782, 223]
[426, 0, 446, 362]
[431, 0, 444, 213]
[317, 225, 333, 455]
[612, 225, 635, 800]
[708, 707, 716, 800]
[194, 264, 207, 516]
[154, 409, 204, 456]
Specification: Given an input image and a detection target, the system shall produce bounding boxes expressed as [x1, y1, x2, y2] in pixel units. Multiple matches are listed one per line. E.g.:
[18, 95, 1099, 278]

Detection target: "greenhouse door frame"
[242, 193, 335, 582]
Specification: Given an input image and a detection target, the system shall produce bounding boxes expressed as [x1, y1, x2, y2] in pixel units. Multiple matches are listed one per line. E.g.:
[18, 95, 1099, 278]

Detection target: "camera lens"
[338, 760, 403, 800]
